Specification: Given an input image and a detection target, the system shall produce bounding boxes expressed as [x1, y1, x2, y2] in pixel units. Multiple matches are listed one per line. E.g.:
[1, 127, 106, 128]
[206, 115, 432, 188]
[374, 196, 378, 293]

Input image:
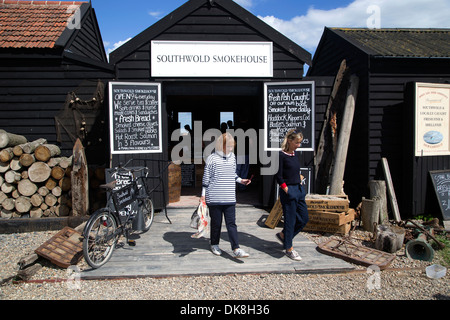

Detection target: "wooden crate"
[35, 227, 83, 268]
[303, 221, 352, 235]
[265, 195, 354, 234]
[265, 198, 283, 229]
[305, 198, 349, 212]
[308, 209, 355, 226]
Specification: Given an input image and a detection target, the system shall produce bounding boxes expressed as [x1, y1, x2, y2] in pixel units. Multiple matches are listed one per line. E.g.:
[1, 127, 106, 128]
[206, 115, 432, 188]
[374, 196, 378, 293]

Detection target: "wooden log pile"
[0, 132, 73, 219]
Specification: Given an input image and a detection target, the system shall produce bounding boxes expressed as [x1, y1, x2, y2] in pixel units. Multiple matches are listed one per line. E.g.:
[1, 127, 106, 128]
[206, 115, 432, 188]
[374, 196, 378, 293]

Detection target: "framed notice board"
[429, 170, 450, 221]
[264, 81, 315, 151]
[109, 82, 162, 154]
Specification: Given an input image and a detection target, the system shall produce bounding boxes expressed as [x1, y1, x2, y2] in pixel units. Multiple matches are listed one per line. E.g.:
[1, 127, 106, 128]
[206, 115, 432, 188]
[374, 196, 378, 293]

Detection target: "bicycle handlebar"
[115, 159, 173, 178]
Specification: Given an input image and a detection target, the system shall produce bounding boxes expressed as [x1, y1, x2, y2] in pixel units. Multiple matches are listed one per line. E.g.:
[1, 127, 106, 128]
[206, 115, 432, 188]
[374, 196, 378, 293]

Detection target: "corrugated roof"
[0, 1, 86, 49]
[331, 28, 450, 58]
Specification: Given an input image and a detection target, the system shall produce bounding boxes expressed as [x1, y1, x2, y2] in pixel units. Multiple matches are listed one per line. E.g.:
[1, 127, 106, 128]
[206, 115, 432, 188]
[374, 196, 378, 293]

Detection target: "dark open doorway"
[166, 94, 262, 206]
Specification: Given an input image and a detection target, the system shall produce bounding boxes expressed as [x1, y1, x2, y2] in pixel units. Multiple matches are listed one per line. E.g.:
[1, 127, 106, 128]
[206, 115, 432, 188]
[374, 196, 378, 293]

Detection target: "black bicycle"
[82, 159, 158, 269]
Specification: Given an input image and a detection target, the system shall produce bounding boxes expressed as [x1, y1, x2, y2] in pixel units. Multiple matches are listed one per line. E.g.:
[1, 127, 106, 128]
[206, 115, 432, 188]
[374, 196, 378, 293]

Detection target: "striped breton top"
[202, 151, 243, 206]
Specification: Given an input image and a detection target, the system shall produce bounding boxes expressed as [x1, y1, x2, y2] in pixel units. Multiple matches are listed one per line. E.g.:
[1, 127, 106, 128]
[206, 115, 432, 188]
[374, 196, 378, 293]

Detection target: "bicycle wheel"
[140, 198, 154, 232]
[83, 208, 119, 269]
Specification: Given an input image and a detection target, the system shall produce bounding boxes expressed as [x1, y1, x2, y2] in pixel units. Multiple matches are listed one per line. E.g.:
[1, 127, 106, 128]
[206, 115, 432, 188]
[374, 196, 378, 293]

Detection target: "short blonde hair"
[215, 132, 235, 152]
[281, 129, 303, 152]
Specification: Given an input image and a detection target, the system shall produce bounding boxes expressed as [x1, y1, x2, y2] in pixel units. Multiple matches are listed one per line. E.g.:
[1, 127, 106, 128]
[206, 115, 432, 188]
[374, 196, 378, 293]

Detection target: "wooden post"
[71, 139, 89, 216]
[315, 60, 350, 194]
[361, 197, 380, 232]
[375, 224, 405, 253]
[369, 180, 388, 223]
[329, 75, 359, 195]
[381, 157, 401, 222]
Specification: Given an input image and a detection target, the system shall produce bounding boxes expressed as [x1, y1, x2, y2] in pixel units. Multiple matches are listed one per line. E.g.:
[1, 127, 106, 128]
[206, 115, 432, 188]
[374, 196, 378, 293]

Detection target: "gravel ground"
[0, 228, 449, 301]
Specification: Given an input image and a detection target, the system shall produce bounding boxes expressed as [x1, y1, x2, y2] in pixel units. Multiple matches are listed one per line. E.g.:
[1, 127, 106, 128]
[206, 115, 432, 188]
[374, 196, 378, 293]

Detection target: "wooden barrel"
[168, 162, 181, 203]
[195, 164, 204, 185]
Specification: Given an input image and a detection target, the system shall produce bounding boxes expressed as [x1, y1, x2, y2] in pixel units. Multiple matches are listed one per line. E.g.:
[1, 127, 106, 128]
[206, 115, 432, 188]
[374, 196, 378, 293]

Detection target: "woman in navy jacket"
[275, 129, 309, 261]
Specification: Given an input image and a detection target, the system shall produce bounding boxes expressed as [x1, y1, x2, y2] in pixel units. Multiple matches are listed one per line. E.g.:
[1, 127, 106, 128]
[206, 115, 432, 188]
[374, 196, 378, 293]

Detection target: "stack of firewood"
[0, 130, 73, 219]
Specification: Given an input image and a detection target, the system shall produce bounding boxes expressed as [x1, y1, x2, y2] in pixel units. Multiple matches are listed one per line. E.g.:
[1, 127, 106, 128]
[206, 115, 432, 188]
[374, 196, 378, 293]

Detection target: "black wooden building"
[0, 1, 114, 161]
[108, 0, 335, 208]
[308, 28, 450, 217]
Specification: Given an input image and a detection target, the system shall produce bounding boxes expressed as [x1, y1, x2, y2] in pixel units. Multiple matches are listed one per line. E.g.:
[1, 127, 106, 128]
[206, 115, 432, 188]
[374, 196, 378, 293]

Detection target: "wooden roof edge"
[329, 27, 450, 57]
[109, 0, 205, 64]
[0, 1, 87, 7]
[58, 3, 110, 64]
[54, 2, 91, 49]
[109, 0, 311, 66]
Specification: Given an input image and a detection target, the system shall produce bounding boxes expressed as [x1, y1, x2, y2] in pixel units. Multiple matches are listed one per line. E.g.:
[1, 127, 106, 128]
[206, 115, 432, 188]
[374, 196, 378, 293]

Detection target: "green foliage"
[433, 234, 450, 267]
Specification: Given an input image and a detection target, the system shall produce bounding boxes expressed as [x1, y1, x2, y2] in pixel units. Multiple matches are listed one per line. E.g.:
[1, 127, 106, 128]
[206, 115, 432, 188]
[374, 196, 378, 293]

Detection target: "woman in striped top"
[201, 132, 251, 258]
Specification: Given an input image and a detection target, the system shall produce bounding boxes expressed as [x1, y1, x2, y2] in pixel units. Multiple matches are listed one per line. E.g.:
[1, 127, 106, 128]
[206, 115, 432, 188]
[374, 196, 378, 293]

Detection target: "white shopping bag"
[190, 200, 209, 238]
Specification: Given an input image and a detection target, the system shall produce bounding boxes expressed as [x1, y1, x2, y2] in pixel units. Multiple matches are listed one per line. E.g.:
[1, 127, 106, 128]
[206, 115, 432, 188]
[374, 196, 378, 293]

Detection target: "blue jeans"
[279, 184, 309, 250]
[209, 204, 239, 250]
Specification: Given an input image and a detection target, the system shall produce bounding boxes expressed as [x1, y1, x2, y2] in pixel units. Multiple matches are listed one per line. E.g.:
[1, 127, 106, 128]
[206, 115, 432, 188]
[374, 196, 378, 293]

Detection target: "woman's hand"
[283, 187, 288, 194]
[200, 196, 206, 203]
[241, 179, 252, 186]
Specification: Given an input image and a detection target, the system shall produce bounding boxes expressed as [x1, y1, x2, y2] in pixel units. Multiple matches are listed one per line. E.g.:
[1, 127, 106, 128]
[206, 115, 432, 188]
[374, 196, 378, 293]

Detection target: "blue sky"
[83, 0, 450, 60]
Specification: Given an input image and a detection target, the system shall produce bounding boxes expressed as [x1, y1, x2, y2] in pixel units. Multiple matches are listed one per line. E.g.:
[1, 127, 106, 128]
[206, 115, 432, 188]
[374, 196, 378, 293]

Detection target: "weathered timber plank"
[81, 207, 354, 279]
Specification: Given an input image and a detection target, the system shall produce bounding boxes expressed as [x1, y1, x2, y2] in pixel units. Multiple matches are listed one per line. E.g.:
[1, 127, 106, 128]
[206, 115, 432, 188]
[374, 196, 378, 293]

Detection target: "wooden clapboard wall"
[110, 0, 311, 81]
[308, 27, 450, 216]
[0, 3, 114, 159]
[109, 0, 314, 209]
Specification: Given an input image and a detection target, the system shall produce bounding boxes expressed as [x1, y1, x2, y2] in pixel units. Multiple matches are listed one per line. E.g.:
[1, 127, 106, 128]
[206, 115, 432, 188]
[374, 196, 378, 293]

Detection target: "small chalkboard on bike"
[111, 183, 137, 210]
[105, 167, 144, 220]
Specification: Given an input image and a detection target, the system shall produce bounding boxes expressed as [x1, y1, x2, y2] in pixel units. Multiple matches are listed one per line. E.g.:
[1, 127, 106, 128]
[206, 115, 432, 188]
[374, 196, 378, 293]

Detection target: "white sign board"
[415, 83, 450, 157]
[151, 41, 273, 78]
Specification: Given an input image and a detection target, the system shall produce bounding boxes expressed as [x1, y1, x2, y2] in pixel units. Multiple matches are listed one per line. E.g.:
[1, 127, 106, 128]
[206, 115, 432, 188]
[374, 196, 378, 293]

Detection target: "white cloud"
[148, 11, 163, 19]
[106, 37, 132, 60]
[258, 0, 450, 53]
[234, 0, 254, 9]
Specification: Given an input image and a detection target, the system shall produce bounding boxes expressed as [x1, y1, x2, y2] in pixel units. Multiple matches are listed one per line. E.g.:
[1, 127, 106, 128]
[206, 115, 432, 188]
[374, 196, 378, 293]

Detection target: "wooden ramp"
[81, 206, 354, 279]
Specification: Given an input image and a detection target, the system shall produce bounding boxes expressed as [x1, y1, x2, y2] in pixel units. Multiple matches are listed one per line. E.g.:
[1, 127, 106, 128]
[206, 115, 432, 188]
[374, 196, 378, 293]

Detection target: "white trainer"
[211, 245, 222, 256]
[233, 248, 249, 258]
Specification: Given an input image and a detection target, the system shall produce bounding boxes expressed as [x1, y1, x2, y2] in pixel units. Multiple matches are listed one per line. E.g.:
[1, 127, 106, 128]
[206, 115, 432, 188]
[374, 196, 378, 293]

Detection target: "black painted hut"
[0, 1, 114, 160]
[308, 28, 450, 218]
[108, 0, 330, 208]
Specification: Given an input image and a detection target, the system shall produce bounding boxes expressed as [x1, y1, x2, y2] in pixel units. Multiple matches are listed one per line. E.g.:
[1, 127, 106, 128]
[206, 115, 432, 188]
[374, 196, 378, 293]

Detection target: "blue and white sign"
[415, 83, 450, 156]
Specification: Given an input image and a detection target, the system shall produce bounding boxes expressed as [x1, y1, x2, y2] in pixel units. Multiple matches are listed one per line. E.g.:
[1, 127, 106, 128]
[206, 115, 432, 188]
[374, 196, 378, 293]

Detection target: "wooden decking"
[81, 206, 354, 279]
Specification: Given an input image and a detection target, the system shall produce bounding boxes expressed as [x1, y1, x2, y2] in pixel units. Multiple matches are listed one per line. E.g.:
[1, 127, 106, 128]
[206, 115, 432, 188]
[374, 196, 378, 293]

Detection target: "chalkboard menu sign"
[264, 81, 315, 151]
[109, 82, 162, 154]
[181, 164, 196, 187]
[429, 170, 450, 220]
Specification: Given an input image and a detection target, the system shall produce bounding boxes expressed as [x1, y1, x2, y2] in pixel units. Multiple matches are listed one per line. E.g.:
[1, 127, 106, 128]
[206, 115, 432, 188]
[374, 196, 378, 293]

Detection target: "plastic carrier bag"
[190, 200, 209, 238]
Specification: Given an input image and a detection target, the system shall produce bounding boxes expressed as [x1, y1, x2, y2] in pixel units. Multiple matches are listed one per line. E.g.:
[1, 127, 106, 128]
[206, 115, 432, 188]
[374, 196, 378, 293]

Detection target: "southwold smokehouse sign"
[109, 82, 162, 154]
[151, 41, 273, 77]
[264, 81, 315, 151]
[415, 83, 450, 156]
